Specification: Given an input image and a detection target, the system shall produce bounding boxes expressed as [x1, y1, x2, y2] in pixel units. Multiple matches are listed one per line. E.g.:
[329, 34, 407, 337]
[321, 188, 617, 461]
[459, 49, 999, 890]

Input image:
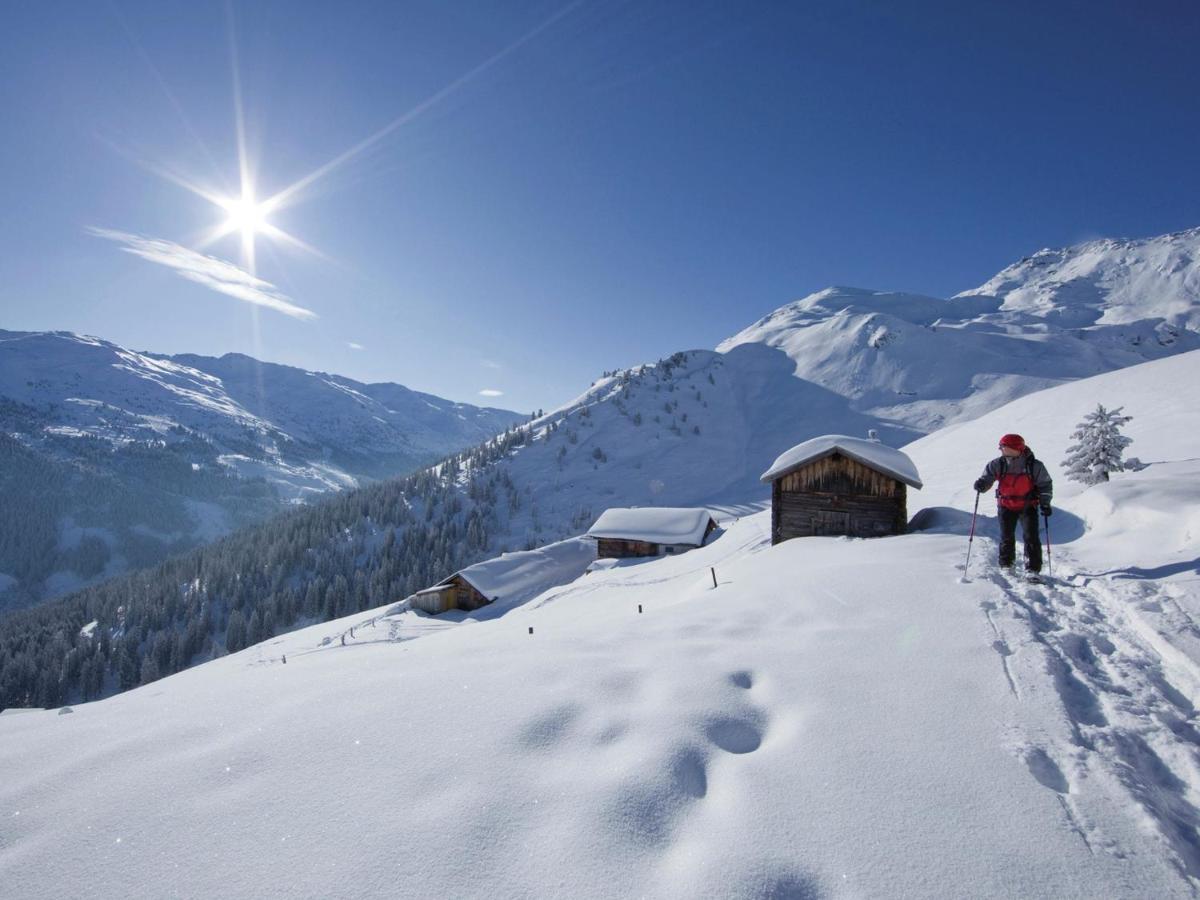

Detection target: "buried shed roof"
[586, 507, 716, 545]
[760, 434, 923, 489]
[436, 537, 595, 603]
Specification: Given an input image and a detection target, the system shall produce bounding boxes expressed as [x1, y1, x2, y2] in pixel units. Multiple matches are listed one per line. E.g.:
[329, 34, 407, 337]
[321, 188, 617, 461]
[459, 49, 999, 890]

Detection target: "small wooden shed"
[587, 507, 718, 558]
[408, 538, 596, 615]
[760, 435, 922, 545]
[409, 573, 491, 615]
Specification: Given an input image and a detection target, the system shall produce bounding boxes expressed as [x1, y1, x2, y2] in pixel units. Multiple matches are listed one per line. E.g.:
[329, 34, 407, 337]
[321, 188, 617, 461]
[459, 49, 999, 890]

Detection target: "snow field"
[2, 512, 1194, 897]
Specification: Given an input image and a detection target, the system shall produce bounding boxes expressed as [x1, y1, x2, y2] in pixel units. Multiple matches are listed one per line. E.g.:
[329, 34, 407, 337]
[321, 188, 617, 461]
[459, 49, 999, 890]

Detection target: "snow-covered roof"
[760, 434, 923, 488]
[439, 537, 595, 602]
[413, 584, 452, 596]
[586, 507, 716, 545]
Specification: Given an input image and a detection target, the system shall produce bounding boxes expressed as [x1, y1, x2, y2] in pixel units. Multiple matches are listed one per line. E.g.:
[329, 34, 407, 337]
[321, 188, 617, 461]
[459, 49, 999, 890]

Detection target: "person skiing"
[973, 433, 1053, 575]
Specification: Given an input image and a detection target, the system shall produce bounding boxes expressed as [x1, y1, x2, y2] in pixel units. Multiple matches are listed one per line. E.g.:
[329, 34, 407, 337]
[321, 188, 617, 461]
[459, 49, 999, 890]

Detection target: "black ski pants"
[998, 505, 1042, 572]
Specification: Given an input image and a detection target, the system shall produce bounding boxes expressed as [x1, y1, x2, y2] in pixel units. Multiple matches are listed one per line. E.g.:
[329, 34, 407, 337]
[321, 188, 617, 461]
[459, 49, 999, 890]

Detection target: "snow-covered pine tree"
[1061, 404, 1134, 485]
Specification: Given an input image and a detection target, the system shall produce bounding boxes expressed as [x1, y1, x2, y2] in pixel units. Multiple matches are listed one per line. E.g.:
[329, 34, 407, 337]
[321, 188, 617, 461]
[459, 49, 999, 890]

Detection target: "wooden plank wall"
[771, 453, 907, 544]
[451, 576, 492, 611]
[780, 456, 900, 496]
[411, 586, 456, 614]
[596, 538, 660, 558]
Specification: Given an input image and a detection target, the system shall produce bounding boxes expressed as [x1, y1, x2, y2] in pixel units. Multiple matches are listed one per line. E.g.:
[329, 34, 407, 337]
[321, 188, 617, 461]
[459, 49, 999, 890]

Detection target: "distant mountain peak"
[957, 226, 1200, 329]
[717, 227, 1200, 428]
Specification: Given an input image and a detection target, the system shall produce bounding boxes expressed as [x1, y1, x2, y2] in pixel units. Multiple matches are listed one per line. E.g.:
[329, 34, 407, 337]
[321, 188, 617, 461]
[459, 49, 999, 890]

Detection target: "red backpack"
[997, 463, 1037, 511]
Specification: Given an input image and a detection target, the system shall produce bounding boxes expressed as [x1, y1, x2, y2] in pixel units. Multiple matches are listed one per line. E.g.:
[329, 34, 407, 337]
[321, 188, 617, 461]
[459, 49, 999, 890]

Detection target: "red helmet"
[998, 433, 1026, 451]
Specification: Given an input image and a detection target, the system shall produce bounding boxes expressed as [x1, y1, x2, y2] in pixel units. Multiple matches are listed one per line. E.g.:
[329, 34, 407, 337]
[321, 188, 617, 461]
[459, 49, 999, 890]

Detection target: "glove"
[1040, 504, 1052, 517]
[973, 478, 988, 493]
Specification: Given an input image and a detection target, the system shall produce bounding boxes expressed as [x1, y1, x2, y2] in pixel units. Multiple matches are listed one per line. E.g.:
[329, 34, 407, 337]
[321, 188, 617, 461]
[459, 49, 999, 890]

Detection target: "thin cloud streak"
[89, 227, 317, 321]
[347, 342, 364, 350]
[479, 389, 504, 397]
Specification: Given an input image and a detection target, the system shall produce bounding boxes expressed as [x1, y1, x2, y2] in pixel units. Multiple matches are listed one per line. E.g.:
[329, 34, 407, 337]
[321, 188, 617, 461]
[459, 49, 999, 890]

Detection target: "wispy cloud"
[89, 227, 317, 321]
[480, 358, 502, 370]
[479, 389, 504, 397]
[347, 342, 364, 350]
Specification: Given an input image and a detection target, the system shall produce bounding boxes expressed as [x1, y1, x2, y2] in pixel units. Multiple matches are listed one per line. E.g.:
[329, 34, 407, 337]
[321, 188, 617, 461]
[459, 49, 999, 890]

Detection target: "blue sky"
[2, 1, 1198, 414]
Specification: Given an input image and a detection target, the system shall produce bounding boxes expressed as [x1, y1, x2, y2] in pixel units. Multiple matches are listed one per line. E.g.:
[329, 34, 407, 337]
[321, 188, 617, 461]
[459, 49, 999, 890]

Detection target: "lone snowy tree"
[1061, 404, 1134, 485]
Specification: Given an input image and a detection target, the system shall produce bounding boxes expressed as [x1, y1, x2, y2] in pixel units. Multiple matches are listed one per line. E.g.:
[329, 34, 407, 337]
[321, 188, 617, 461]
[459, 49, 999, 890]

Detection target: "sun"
[218, 192, 270, 241]
[210, 189, 281, 273]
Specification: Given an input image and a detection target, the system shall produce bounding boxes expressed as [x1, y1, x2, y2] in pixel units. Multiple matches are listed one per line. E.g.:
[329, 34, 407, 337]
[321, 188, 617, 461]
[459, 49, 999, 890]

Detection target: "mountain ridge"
[0, 329, 523, 608]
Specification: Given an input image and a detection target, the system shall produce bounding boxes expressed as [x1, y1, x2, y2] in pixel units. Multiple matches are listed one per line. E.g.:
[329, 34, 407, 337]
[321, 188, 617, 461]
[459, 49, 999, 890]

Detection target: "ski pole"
[964, 491, 981, 573]
[1043, 511, 1052, 577]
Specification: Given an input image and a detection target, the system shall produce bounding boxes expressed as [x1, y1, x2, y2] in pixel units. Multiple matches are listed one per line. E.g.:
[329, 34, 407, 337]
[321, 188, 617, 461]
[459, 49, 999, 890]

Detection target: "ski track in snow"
[972, 539, 1200, 890]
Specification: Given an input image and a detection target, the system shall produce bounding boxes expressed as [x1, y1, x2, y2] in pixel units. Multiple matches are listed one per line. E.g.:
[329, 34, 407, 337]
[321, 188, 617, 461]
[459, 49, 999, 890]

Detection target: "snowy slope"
[456, 347, 920, 556]
[906, 347, 1200, 677]
[907, 348, 1200, 558]
[3, 351, 1200, 897]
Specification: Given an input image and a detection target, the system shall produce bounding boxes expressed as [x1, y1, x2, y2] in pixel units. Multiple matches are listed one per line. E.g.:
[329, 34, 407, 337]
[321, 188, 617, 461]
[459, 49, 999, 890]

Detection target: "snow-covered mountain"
[4, 349, 1197, 898]
[462, 346, 921, 550]
[0, 330, 522, 608]
[0, 330, 521, 492]
[720, 228, 1200, 431]
[961, 226, 1200, 330]
[432, 228, 1200, 552]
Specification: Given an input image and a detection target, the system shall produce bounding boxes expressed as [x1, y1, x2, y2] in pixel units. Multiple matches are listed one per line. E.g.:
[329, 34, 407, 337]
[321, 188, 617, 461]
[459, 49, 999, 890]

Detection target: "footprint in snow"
[602, 747, 712, 848]
[515, 703, 581, 750]
[705, 714, 765, 754]
[1022, 746, 1070, 794]
[592, 721, 628, 745]
[728, 669, 755, 690]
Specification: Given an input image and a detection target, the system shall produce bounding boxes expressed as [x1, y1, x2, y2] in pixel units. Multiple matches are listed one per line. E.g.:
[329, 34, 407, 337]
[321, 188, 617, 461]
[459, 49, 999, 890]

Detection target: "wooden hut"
[408, 538, 596, 615]
[587, 507, 718, 558]
[760, 435, 922, 545]
[409, 573, 491, 615]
